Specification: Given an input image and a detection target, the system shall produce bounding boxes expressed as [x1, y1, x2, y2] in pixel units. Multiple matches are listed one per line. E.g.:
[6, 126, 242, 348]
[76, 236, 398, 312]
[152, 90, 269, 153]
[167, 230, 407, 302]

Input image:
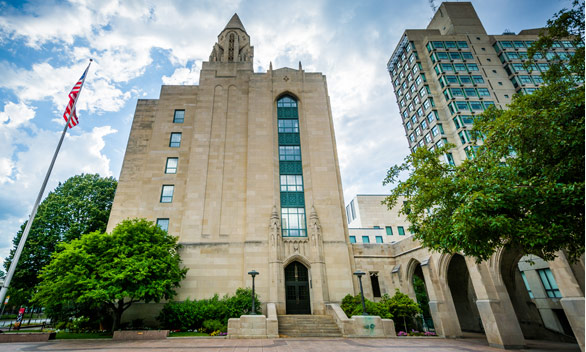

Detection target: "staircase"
[277, 315, 342, 337]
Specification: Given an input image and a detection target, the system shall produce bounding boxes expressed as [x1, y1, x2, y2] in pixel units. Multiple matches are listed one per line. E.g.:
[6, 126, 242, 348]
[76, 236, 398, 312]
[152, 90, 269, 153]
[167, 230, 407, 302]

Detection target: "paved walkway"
[0, 337, 580, 352]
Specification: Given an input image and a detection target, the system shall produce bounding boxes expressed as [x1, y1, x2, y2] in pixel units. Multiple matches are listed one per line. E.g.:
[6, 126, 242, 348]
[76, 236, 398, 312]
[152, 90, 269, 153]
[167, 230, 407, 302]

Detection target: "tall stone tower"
[107, 14, 354, 318]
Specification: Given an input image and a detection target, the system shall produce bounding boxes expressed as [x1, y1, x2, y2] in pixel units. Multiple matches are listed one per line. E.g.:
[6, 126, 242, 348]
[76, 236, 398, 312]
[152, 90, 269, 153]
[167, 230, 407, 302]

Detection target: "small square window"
[349, 236, 356, 243]
[385, 226, 393, 235]
[375, 236, 383, 244]
[165, 157, 178, 174]
[173, 110, 185, 123]
[160, 185, 174, 203]
[169, 133, 182, 148]
[156, 218, 169, 231]
[498, 82, 503, 86]
[398, 226, 405, 236]
[362, 236, 370, 244]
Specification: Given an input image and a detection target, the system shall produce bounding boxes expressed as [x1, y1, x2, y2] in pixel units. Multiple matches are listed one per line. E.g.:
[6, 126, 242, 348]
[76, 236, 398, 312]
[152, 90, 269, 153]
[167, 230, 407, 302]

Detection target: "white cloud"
[162, 61, 202, 85]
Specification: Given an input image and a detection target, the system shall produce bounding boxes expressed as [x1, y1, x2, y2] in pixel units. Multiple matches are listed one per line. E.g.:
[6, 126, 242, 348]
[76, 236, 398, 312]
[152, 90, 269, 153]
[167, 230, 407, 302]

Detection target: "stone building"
[107, 7, 584, 350]
[107, 14, 354, 318]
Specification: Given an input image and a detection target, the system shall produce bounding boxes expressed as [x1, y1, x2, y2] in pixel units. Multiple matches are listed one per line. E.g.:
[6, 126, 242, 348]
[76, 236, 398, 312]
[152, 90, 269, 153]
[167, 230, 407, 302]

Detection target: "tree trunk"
[111, 300, 125, 332]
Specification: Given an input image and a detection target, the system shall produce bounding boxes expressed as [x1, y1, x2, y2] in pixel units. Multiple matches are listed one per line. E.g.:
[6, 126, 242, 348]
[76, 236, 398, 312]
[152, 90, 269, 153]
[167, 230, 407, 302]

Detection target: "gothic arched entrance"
[285, 261, 311, 314]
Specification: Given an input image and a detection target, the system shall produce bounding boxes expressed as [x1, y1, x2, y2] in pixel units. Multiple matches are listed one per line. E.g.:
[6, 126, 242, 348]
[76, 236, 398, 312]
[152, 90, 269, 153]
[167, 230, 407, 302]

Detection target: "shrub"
[380, 290, 422, 332]
[202, 319, 225, 333]
[157, 288, 261, 332]
[340, 294, 392, 319]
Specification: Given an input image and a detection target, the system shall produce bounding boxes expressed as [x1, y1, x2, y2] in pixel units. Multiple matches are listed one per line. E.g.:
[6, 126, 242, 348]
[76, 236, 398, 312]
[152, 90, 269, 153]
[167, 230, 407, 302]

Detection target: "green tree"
[4, 174, 117, 308]
[380, 289, 421, 332]
[33, 219, 188, 331]
[384, 2, 584, 262]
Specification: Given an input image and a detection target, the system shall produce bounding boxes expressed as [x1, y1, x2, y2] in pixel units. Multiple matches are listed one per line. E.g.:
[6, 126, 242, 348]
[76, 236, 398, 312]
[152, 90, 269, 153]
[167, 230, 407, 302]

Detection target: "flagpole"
[0, 59, 92, 308]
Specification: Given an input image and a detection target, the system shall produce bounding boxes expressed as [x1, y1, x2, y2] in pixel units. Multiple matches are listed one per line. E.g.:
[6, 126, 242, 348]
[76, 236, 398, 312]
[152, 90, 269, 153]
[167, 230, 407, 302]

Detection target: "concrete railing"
[227, 303, 278, 338]
[326, 303, 396, 337]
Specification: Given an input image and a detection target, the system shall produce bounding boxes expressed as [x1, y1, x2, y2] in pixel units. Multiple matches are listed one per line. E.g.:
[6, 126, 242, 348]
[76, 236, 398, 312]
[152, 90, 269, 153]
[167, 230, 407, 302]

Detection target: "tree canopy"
[384, 2, 584, 262]
[4, 174, 117, 307]
[33, 218, 188, 331]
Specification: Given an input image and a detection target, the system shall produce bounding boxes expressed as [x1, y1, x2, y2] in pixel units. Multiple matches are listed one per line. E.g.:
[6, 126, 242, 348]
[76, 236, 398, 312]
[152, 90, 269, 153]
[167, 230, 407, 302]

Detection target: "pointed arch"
[276, 91, 300, 105]
[283, 253, 311, 269]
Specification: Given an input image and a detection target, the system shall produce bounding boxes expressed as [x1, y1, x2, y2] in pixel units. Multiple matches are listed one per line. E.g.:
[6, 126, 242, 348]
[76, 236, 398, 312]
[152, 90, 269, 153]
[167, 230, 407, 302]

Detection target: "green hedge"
[157, 288, 261, 332]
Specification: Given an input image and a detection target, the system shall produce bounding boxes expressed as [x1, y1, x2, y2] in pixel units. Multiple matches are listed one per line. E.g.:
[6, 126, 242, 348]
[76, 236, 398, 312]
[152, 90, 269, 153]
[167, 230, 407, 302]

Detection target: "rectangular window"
[279, 146, 301, 161]
[454, 63, 467, 72]
[420, 120, 428, 130]
[375, 236, 383, 244]
[519, 75, 533, 84]
[451, 88, 464, 97]
[280, 175, 303, 192]
[156, 218, 169, 232]
[281, 208, 307, 237]
[444, 41, 457, 48]
[445, 153, 455, 166]
[449, 52, 461, 60]
[537, 268, 562, 298]
[520, 272, 534, 299]
[441, 63, 454, 72]
[457, 41, 468, 48]
[436, 52, 449, 60]
[169, 132, 182, 148]
[446, 75, 459, 84]
[532, 75, 544, 84]
[349, 236, 356, 243]
[350, 200, 356, 219]
[426, 110, 437, 123]
[461, 52, 474, 60]
[370, 273, 381, 298]
[362, 236, 370, 244]
[467, 63, 479, 71]
[471, 75, 485, 84]
[415, 75, 423, 86]
[165, 157, 178, 174]
[385, 226, 393, 235]
[432, 41, 444, 49]
[398, 226, 405, 236]
[346, 205, 351, 223]
[278, 119, 299, 133]
[470, 101, 484, 110]
[464, 88, 477, 97]
[459, 75, 472, 84]
[456, 101, 470, 111]
[477, 88, 490, 96]
[160, 185, 174, 203]
[173, 110, 185, 123]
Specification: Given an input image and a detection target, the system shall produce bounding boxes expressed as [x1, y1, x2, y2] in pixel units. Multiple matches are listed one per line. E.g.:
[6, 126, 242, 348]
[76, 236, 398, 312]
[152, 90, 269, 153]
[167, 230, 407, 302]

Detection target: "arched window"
[277, 95, 306, 237]
[228, 33, 235, 61]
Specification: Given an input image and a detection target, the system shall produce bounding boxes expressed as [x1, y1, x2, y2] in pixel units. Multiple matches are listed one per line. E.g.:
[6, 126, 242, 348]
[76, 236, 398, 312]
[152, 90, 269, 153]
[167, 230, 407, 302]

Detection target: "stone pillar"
[268, 206, 283, 311]
[465, 258, 525, 349]
[421, 259, 462, 337]
[308, 206, 327, 314]
[550, 252, 585, 352]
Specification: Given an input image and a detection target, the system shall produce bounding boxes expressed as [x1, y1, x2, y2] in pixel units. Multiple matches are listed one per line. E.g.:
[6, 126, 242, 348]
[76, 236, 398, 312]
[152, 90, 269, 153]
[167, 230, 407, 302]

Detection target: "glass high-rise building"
[387, 2, 579, 164]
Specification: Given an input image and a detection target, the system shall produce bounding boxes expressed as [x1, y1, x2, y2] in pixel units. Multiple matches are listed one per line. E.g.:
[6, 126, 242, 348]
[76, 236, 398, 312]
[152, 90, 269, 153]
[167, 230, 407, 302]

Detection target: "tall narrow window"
[173, 110, 185, 123]
[398, 226, 405, 236]
[165, 157, 178, 174]
[228, 33, 235, 61]
[520, 272, 534, 299]
[160, 185, 174, 203]
[156, 218, 169, 232]
[385, 226, 393, 235]
[370, 273, 381, 298]
[169, 133, 182, 148]
[277, 95, 306, 237]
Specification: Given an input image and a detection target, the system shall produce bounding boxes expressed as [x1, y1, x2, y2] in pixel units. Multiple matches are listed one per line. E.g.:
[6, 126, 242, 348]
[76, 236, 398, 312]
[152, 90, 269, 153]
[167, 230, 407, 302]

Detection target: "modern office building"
[387, 2, 579, 164]
[345, 195, 411, 244]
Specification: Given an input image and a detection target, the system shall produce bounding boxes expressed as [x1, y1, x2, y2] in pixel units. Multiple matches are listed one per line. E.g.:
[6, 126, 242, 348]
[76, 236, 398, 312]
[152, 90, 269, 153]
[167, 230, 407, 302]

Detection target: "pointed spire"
[299, 61, 302, 71]
[224, 13, 246, 32]
[269, 61, 273, 71]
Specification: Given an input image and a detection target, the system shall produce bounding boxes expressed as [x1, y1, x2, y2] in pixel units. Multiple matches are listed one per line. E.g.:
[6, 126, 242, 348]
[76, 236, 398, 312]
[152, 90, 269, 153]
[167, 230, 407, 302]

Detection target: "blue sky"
[0, 0, 572, 263]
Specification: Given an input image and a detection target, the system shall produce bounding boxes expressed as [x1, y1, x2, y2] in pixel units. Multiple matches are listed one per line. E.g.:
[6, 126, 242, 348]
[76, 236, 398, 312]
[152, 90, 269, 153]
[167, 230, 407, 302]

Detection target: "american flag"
[63, 60, 91, 128]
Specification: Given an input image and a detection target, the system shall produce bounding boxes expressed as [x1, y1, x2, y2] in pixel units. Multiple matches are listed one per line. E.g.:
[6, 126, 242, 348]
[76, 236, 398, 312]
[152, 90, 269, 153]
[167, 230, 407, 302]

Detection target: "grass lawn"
[55, 332, 113, 339]
[168, 331, 209, 337]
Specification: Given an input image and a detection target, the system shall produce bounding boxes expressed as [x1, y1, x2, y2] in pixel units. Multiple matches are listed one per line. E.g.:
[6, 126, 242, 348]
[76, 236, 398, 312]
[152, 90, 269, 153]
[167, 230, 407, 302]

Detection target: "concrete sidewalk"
[0, 337, 580, 351]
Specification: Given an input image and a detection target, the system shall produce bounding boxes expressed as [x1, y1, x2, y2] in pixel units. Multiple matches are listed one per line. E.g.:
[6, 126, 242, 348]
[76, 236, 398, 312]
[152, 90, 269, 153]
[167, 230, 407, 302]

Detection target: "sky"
[0, 0, 572, 264]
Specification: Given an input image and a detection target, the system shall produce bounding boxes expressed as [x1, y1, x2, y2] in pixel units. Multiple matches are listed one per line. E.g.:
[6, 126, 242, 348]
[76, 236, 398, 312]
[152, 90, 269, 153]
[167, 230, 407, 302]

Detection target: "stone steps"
[278, 315, 342, 337]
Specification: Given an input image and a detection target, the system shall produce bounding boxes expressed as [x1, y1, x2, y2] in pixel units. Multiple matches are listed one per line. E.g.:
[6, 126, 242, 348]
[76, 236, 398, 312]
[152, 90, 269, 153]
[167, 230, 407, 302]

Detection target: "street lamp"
[248, 270, 259, 315]
[353, 270, 368, 315]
